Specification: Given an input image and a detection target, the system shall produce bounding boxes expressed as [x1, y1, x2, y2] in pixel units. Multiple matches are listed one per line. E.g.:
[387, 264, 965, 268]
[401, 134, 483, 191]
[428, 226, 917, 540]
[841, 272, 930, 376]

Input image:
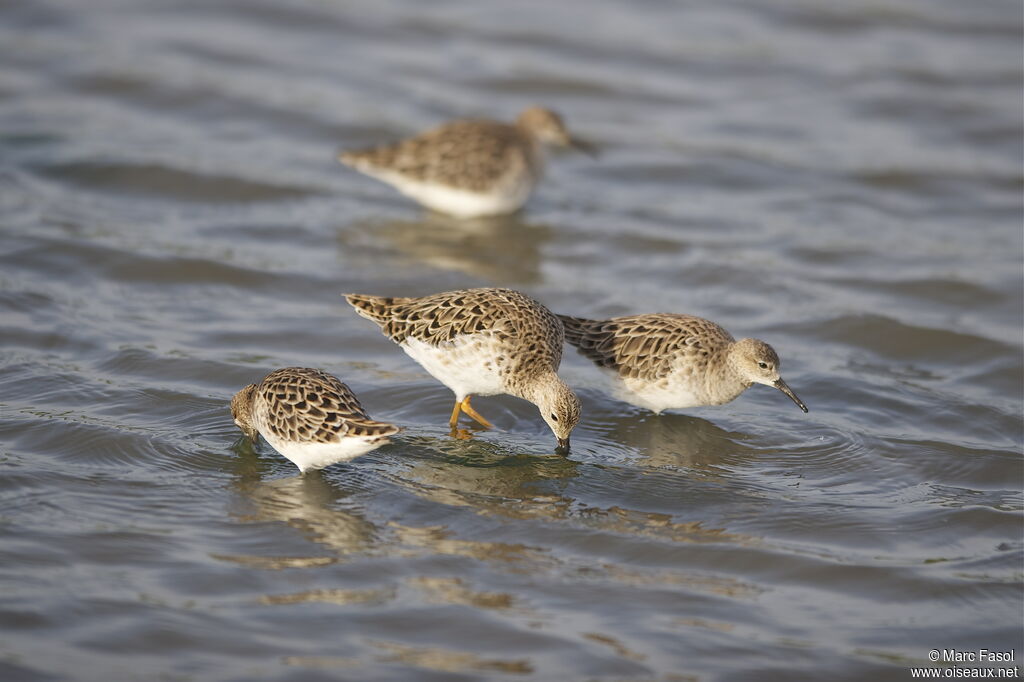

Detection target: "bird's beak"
[773, 379, 808, 413]
[568, 137, 599, 158]
[555, 437, 571, 455]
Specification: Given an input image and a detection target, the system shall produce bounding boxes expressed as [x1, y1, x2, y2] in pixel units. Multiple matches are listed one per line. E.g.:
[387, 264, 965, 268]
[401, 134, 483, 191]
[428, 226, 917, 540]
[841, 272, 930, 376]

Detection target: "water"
[1, 0, 1021, 679]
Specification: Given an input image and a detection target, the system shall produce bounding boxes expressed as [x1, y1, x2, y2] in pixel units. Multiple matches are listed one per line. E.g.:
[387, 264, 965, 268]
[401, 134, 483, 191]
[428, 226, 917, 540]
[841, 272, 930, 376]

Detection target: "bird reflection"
[395, 432, 582, 508]
[338, 212, 552, 283]
[392, 433, 758, 549]
[224, 432, 583, 556]
[229, 463, 379, 558]
[221, 432, 757, 582]
[581, 407, 762, 474]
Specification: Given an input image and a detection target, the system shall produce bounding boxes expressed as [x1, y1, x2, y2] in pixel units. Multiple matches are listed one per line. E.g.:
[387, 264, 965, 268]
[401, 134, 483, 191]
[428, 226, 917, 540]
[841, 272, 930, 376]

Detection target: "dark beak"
[568, 137, 599, 158]
[773, 379, 808, 413]
[555, 437, 571, 455]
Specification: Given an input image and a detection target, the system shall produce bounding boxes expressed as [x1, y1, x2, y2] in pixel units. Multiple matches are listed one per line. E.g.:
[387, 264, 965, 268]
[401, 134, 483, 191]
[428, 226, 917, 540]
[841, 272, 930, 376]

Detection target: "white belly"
[366, 169, 534, 218]
[261, 432, 389, 473]
[611, 372, 708, 414]
[401, 335, 506, 399]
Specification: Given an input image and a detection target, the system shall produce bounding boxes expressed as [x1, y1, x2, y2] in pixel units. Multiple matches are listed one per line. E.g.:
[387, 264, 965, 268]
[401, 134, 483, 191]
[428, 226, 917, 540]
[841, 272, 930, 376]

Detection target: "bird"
[558, 313, 808, 415]
[343, 287, 581, 452]
[338, 107, 595, 218]
[231, 367, 399, 473]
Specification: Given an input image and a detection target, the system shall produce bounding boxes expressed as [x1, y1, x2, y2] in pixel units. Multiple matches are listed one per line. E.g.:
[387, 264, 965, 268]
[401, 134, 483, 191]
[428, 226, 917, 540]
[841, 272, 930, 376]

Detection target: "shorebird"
[231, 367, 399, 473]
[338, 107, 594, 218]
[344, 287, 581, 452]
[558, 313, 808, 415]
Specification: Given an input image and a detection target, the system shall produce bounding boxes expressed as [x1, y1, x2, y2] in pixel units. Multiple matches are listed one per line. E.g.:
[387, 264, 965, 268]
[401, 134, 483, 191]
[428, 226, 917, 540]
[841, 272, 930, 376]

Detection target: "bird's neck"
[519, 370, 564, 403]
[702, 345, 750, 403]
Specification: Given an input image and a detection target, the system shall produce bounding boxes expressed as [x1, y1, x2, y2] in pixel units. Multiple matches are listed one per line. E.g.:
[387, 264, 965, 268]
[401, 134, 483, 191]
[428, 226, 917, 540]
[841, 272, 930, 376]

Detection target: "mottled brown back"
[345, 288, 565, 377]
[256, 367, 398, 442]
[558, 313, 735, 381]
[339, 119, 536, 192]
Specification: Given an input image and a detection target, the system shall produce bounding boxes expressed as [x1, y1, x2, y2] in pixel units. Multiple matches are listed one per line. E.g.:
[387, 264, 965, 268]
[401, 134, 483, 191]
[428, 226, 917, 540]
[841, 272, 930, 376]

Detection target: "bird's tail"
[337, 149, 370, 167]
[345, 418, 401, 440]
[557, 314, 597, 347]
[337, 144, 398, 173]
[343, 293, 403, 326]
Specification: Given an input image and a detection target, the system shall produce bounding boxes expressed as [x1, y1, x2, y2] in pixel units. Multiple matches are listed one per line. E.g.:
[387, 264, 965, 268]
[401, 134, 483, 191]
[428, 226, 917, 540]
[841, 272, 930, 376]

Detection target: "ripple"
[3, 416, 167, 471]
[260, 587, 394, 607]
[826, 275, 1003, 308]
[367, 639, 534, 676]
[211, 554, 337, 570]
[343, 214, 553, 284]
[809, 313, 1015, 363]
[104, 254, 273, 287]
[36, 162, 315, 203]
[407, 576, 526, 612]
[0, 659, 57, 682]
[758, 2, 1024, 38]
[2, 0, 1022, 677]
[887, 439, 1022, 493]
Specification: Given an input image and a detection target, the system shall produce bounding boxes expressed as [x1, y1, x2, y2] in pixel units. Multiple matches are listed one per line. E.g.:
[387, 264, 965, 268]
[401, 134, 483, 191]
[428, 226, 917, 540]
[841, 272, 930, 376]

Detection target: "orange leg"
[448, 400, 463, 429]
[459, 395, 493, 429]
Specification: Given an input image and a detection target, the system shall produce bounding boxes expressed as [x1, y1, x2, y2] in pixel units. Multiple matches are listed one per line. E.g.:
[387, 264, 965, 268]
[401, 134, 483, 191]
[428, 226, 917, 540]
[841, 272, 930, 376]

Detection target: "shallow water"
[1, 0, 1022, 680]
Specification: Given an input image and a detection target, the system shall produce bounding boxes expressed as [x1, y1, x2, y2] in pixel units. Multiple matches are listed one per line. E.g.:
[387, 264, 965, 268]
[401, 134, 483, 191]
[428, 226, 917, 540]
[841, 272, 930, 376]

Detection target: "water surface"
[1, 0, 1021, 680]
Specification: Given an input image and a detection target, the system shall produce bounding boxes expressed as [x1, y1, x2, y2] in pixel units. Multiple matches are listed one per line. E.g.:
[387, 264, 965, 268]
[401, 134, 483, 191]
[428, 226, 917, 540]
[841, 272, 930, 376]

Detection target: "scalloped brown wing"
[347, 288, 564, 372]
[257, 367, 398, 443]
[340, 120, 530, 192]
[559, 313, 734, 381]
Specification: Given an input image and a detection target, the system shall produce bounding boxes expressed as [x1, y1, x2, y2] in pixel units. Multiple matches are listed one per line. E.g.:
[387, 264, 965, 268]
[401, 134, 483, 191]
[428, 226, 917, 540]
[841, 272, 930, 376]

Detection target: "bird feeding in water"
[231, 367, 399, 473]
[344, 287, 581, 453]
[558, 313, 808, 415]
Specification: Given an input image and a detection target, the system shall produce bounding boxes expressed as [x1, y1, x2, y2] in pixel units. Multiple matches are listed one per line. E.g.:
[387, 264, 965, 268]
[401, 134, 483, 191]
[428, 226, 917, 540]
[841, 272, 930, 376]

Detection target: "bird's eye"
[550, 413, 558, 421]
[758, 362, 769, 369]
